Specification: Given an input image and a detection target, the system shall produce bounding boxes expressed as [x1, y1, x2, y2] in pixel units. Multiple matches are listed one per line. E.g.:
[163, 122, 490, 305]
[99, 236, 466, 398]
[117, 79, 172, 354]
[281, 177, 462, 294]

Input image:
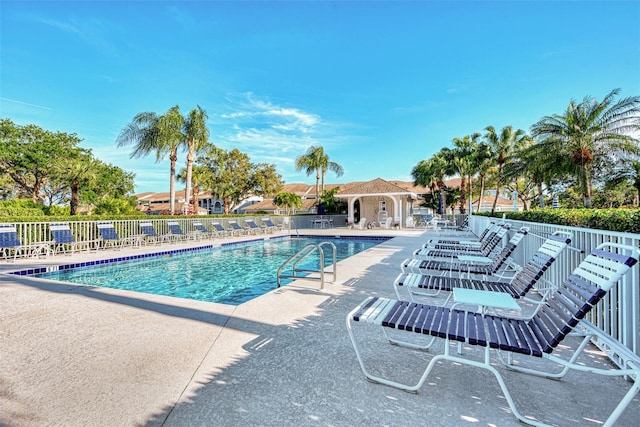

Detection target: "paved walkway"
[1, 229, 638, 426]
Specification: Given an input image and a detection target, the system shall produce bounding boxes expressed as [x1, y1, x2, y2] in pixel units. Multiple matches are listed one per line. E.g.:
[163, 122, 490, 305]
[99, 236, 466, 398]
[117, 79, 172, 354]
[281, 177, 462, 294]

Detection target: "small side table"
[452, 287, 521, 313]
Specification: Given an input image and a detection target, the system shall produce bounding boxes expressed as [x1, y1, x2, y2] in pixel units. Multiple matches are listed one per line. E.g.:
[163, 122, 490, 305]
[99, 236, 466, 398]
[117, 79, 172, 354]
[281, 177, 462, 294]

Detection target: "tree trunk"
[169, 149, 177, 215]
[70, 181, 79, 215]
[478, 175, 486, 212]
[192, 183, 199, 215]
[185, 145, 194, 214]
[491, 164, 503, 215]
[437, 180, 446, 214]
[583, 169, 592, 208]
[458, 176, 466, 215]
[537, 182, 545, 208]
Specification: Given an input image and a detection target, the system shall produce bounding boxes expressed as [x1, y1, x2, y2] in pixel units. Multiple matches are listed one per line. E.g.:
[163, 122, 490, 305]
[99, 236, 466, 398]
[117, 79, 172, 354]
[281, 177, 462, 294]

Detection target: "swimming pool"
[29, 236, 388, 305]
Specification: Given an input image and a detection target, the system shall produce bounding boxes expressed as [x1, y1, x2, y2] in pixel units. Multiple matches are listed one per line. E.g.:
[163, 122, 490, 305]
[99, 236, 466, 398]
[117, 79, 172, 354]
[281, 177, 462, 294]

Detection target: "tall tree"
[197, 145, 283, 214]
[531, 88, 640, 208]
[0, 119, 82, 203]
[183, 106, 209, 213]
[51, 149, 97, 215]
[318, 150, 344, 193]
[178, 164, 211, 214]
[273, 192, 303, 215]
[412, 149, 452, 215]
[471, 141, 493, 212]
[484, 125, 528, 214]
[295, 146, 342, 201]
[116, 106, 183, 214]
[608, 157, 640, 204]
[506, 139, 557, 208]
[451, 133, 480, 214]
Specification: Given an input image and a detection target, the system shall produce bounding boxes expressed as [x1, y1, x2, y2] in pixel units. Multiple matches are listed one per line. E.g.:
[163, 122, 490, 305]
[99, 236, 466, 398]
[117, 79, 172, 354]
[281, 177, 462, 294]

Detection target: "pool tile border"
[8, 234, 390, 277]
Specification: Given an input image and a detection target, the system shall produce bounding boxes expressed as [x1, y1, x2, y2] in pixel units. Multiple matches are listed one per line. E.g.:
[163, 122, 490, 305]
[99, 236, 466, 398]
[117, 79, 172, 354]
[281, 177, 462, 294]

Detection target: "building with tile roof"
[136, 177, 522, 217]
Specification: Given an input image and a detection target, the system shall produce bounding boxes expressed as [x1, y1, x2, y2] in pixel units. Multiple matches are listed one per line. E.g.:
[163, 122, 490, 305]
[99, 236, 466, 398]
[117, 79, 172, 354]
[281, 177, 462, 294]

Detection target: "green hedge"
[476, 208, 640, 234]
[0, 207, 46, 217]
[0, 213, 271, 223]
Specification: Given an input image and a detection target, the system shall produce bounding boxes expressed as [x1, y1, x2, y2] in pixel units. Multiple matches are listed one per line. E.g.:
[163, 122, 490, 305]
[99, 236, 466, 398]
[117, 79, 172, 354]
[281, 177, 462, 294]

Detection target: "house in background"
[135, 178, 523, 217]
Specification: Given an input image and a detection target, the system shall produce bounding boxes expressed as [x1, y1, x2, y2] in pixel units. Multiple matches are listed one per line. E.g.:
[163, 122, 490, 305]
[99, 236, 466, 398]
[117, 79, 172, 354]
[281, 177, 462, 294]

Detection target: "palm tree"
[116, 107, 183, 214]
[506, 140, 558, 208]
[273, 192, 303, 215]
[183, 106, 209, 213]
[471, 141, 493, 212]
[52, 149, 97, 215]
[608, 157, 640, 205]
[451, 133, 480, 214]
[319, 151, 344, 193]
[178, 164, 211, 214]
[412, 150, 452, 215]
[531, 88, 640, 208]
[295, 146, 342, 201]
[484, 125, 528, 214]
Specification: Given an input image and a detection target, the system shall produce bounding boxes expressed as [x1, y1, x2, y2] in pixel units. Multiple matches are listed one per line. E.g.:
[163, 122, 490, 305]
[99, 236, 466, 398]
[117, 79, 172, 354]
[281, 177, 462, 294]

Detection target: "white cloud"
[38, 17, 82, 35]
[216, 93, 329, 167]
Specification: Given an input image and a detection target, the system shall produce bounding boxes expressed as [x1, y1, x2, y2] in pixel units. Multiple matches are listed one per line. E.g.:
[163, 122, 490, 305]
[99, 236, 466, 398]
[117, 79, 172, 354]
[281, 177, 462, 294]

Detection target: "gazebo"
[334, 178, 418, 228]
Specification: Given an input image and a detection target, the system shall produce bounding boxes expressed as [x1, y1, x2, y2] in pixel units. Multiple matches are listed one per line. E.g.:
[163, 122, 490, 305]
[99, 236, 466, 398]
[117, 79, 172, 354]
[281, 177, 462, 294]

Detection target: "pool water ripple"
[32, 237, 385, 305]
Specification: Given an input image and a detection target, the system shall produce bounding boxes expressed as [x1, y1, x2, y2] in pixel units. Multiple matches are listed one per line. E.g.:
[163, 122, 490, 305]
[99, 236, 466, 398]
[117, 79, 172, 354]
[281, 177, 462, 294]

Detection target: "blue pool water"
[31, 236, 387, 305]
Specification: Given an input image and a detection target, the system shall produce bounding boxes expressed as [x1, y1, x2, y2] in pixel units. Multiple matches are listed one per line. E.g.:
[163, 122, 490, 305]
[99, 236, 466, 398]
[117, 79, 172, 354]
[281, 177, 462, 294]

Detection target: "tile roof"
[335, 178, 415, 196]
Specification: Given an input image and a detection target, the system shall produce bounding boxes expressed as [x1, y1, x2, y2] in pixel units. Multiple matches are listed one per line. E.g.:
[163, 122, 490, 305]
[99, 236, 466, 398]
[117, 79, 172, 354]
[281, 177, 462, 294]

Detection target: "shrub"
[477, 208, 640, 233]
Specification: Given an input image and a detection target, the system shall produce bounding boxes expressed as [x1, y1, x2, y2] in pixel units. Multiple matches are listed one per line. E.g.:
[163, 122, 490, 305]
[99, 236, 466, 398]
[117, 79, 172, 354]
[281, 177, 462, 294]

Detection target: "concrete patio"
[0, 228, 638, 426]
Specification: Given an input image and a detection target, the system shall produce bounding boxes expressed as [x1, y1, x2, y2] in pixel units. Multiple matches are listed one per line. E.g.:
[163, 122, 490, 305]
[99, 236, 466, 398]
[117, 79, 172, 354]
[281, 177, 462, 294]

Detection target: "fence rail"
[2, 216, 291, 247]
[471, 215, 640, 362]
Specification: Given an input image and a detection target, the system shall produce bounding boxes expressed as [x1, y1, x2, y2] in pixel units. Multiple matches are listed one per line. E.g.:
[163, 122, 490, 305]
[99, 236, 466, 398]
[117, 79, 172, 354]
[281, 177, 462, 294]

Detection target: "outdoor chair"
[191, 221, 213, 239]
[97, 221, 143, 250]
[395, 231, 572, 308]
[356, 218, 367, 230]
[347, 242, 640, 427]
[0, 223, 49, 261]
[244, 219, 263, 235]
[139, 220, 163, 245]
[415, 223, 509, 259]
[402, 226, 529, 278]
[211, 221, 231, 238]
[167, 220, 188, 242]
[261, 217, 283, 233]
[423, 221, 499, 247]
[228, 220, 249, 236]
[49, 222, 96, 255]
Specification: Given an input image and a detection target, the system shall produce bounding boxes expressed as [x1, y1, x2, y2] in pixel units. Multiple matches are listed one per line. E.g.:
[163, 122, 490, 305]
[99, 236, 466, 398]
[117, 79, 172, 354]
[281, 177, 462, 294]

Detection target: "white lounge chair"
[97, 221, 144, 249]
[228, 220, 249, 236]
[402, 226, 528, 278]
[211, 221, 231, 238]
[49, 222, 97, 254]
[395, 231, 572, 308]
[261, 217, 283, 233]
[347, 243, 640, 427]
[0, 223, 49, 261]
[244, 219, 263, 235]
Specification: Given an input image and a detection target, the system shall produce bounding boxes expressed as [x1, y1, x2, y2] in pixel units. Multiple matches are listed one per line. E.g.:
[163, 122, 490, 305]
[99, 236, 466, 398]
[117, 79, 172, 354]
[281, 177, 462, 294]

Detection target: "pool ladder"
[277, 241, 337, 290]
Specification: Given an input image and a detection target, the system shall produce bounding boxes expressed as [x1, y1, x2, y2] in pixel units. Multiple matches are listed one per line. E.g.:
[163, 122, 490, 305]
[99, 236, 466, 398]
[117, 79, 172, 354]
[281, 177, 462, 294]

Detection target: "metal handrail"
[277, 241, 337, 290]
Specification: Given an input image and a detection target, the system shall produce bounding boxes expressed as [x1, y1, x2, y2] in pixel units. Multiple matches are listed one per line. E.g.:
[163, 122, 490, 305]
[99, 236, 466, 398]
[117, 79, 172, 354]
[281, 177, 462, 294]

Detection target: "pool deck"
[1, 227, 638, 426]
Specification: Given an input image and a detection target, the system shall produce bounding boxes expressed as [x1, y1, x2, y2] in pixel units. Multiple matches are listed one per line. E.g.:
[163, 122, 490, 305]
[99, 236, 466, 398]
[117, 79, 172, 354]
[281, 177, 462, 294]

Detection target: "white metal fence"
[472, 215, 640, 362]
[4, 215, 639, 362]
[2, 217, 291, 247]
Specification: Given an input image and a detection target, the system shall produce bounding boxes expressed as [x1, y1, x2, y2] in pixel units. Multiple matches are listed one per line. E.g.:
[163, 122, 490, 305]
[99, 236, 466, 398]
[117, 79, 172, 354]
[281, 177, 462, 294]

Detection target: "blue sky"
[1, 1, 639, 194]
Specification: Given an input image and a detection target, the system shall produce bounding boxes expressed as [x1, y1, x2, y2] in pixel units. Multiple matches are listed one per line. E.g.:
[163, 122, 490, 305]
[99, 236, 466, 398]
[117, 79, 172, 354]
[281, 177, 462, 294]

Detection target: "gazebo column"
[391, 196, 401, 228]
[347, 197, 357, 224]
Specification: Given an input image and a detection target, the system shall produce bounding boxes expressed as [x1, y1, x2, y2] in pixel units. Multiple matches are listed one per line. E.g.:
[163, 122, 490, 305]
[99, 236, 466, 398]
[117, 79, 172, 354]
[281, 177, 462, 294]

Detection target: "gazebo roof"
[334, 178, 417, 199]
